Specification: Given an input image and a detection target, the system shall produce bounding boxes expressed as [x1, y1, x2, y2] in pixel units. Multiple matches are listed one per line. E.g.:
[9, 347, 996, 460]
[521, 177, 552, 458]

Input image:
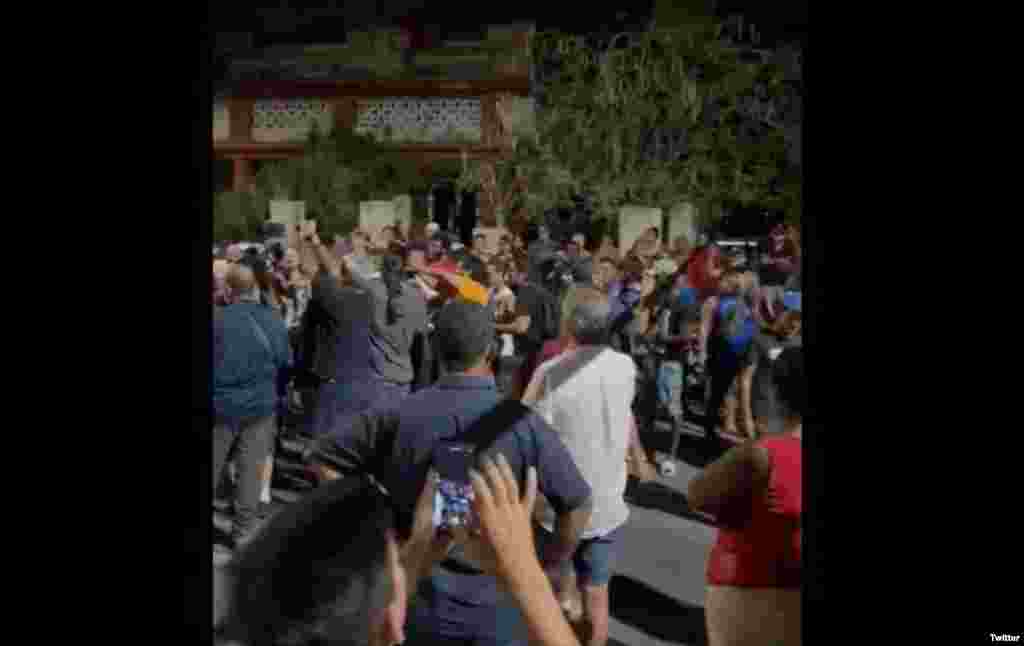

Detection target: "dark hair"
[443, 345, 495, 374]
[772, 347, 806, 418]
[524, 223, 539, 244]
[381, 254, 405, 325]
[462, 255, 489, 285]
[222, 477, 400, 646]
[239, 255, 274, 294]
[678, 303, 704, 325]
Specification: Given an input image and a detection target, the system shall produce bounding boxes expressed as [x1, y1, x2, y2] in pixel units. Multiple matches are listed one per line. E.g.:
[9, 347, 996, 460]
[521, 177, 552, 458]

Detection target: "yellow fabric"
[449, 274, 489, 305]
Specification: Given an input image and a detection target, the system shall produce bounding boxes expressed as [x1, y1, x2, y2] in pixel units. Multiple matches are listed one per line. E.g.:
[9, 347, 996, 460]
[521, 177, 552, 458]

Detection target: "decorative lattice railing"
[354, 97, 482, 144]
[251, 99, 335, 143]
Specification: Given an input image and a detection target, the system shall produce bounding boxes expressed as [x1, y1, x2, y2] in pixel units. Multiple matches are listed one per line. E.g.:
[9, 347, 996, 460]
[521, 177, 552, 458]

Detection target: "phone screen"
[432, 442, 477, 530]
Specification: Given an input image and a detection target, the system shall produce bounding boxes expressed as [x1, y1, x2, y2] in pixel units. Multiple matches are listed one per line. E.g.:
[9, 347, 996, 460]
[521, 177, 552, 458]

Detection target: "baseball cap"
[434, 300, 495, 366]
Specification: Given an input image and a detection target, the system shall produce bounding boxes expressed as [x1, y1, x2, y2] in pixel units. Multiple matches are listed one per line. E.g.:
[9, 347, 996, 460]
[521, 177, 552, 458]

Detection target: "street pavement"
[214, 418, 727, 646]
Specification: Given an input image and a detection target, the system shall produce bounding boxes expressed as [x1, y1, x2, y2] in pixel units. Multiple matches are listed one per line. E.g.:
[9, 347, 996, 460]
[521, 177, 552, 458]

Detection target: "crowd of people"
[212, 218, 805, 646]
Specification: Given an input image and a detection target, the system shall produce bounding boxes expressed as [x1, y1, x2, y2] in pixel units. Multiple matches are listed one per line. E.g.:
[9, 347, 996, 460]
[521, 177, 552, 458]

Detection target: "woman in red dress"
[688, 347, 805, 645]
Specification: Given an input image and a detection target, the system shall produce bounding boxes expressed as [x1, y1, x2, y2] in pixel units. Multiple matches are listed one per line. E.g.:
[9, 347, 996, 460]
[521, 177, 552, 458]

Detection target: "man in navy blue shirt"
[213, 264, 292, 549]
[301, 233, 387, 439]
[307, 300, 593, 646]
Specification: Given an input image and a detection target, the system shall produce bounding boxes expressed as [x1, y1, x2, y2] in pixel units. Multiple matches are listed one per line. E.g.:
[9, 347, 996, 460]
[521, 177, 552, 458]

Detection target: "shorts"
[536, 525, 625, 587]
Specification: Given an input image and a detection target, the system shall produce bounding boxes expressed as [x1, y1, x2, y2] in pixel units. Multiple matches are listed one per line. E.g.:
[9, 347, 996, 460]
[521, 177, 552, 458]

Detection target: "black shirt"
[513, 282, 558, 357]
[527, 240, 559, 286]
[306, 272, 375, 381]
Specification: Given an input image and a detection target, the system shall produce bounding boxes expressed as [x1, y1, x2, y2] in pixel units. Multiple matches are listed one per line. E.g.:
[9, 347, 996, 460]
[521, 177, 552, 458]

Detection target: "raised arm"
[304, 233, 341, 281]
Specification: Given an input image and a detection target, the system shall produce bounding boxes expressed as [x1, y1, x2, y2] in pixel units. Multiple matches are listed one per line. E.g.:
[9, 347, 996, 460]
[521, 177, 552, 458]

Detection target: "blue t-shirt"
[311, 375, 592, 637]
[678, 287, 699, 307]
[713, 295, 755, 364]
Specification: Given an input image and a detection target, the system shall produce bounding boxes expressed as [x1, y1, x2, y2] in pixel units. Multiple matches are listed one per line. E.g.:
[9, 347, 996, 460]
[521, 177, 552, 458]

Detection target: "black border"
[800, 27, 822, 646]
[191, 11, 214, 644]
[196, 5, 855, 645]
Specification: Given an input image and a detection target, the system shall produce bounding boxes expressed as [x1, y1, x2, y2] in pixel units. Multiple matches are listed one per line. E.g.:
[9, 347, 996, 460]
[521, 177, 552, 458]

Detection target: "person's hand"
[309, 461, 341, 483]
[401, 469, 457, 576]
[641, 274, 656, 298]
[741, 415, 757, 440]
[462, 454, 539, 581]
[306, 232, 322, 247]
[513, 318, 530, 335]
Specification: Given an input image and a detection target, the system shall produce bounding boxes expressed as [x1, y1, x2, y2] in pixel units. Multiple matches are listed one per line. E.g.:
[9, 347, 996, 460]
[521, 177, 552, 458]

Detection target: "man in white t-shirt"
[522, 288, 637, 646]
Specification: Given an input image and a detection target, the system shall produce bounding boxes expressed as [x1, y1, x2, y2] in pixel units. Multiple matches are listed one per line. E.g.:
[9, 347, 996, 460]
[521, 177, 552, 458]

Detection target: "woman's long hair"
[380, 254, 405, 326]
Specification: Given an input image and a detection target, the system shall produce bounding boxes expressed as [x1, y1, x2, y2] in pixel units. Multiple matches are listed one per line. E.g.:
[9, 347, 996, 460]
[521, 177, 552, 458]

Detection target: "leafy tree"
[213, 190, 263, 243]
[524, 0, 801, 230]
[250, 124, 430, 240]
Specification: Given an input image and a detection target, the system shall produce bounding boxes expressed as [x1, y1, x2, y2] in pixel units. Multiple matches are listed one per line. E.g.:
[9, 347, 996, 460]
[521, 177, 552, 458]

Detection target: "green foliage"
[530, 12, 801, 227]
[250, 124, 430, 240]
[213, 190, 264, 243]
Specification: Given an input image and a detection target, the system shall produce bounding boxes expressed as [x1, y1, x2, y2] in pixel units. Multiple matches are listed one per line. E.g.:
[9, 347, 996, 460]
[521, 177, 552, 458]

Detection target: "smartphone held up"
[432, 442, 477, 530]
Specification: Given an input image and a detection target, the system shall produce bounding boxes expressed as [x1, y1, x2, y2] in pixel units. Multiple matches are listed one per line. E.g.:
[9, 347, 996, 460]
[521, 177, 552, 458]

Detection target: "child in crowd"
[656, 300, 704, 422]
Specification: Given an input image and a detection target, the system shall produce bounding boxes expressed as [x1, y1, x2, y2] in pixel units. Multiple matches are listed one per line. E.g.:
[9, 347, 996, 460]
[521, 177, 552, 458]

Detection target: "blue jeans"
[657, 360, 685, 420]
[536, 525, 625, 587]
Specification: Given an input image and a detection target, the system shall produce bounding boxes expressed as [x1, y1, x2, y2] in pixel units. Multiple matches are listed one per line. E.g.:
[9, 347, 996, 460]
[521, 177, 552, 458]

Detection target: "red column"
[227, 98, 254, 142]
[232, 158, 252, 192]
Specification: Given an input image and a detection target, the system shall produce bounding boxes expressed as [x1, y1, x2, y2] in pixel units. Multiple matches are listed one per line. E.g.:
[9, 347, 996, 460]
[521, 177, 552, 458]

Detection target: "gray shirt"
[349, 271, 429, 385]
[348, 254, 378, 281]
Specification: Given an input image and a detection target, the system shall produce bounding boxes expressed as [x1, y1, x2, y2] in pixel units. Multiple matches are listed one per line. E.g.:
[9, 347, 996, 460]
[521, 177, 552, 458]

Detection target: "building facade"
[212, 23, 536, 229]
